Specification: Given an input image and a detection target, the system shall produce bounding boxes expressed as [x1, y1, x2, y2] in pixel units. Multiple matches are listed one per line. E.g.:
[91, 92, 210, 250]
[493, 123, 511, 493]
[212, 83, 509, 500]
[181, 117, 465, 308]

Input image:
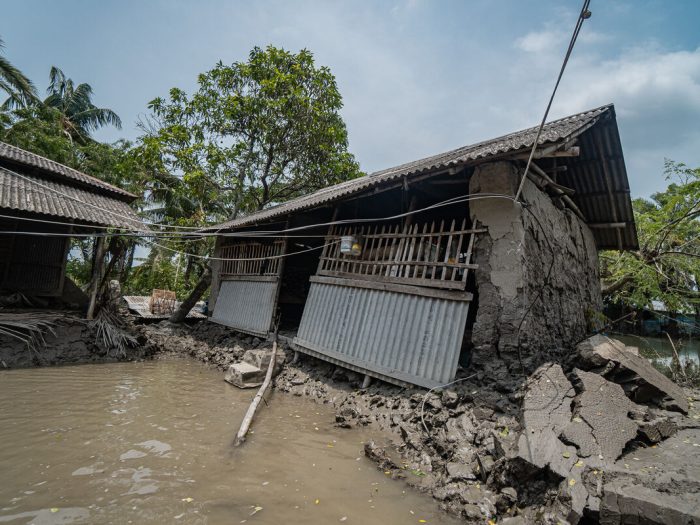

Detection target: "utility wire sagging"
[1, 193, 518, 262]
[513, 0, 592, 201]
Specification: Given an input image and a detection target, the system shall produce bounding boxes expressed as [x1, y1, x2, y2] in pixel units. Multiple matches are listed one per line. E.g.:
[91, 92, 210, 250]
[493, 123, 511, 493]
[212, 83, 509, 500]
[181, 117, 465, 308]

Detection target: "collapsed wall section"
[469, 161, 601, 361]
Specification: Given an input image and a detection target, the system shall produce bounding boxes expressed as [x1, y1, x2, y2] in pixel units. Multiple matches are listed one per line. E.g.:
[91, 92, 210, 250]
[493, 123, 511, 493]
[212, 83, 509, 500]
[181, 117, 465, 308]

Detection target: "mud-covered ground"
[137, 320, 700, 525]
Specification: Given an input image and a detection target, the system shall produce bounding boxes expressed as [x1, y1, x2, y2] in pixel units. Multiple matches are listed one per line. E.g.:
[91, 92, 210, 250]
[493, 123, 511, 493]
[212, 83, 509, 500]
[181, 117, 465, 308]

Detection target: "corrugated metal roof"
[0, 141, 136, 200]
[0, 166, 144, 230]
[206, 104, 637, 250]
[209, 105, 609, 230]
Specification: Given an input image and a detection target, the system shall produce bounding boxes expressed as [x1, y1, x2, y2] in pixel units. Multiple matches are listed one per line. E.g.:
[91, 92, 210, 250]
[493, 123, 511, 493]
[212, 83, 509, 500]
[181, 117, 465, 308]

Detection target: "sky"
[3, 0, 700, 198]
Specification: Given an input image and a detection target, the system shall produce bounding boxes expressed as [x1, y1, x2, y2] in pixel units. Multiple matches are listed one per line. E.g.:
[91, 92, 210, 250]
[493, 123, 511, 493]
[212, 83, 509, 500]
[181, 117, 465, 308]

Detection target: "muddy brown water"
[0, 359, 461, 525]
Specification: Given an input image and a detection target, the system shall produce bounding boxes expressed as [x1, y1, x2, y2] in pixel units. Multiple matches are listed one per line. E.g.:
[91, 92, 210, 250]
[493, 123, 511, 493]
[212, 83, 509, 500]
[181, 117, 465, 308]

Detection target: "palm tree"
[43, 66, 121, 141]
[0, 36, 38, 110]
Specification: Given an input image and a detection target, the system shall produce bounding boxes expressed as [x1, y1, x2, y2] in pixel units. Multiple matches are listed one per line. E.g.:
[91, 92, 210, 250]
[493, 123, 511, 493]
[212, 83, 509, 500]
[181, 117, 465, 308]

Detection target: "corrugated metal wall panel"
[2, 233, 67, 295]
[294, 281, 469, 388]
[211, 279, 278, 336]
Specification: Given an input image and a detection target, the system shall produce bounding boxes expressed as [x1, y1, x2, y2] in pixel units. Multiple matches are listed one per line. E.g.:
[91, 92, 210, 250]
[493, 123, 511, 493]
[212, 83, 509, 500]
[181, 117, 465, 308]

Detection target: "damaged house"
[205, 104, 638, 388]
[0, 142, 143, 305]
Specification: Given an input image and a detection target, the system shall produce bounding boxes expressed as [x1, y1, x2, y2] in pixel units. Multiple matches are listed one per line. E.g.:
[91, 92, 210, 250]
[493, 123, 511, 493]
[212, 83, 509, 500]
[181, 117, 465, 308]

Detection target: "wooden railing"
[220, 240, 285, 277]
[318, 219, 480, 290]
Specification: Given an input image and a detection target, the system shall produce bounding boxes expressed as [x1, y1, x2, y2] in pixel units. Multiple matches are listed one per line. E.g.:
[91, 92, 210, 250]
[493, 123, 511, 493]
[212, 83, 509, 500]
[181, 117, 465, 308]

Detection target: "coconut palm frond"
[0, 313, 57, 353]
[92, 308, 137, 358]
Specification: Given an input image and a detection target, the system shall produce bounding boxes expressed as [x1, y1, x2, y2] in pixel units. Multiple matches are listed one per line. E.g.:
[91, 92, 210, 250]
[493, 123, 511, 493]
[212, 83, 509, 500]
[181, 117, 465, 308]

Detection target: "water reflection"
[0, 360, 460, 525]
[611, 334, 700, 371]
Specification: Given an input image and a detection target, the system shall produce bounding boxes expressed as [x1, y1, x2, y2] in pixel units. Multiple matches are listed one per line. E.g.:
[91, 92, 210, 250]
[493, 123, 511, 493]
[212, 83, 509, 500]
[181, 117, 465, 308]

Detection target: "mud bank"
[0, 312, 153, 369]
[139, 321, 700, 524]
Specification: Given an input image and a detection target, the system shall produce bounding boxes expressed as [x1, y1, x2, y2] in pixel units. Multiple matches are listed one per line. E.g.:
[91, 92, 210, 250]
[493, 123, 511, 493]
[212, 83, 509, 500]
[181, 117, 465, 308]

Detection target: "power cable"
[513, 0, 592, 201]
[141, 237, 338, 262]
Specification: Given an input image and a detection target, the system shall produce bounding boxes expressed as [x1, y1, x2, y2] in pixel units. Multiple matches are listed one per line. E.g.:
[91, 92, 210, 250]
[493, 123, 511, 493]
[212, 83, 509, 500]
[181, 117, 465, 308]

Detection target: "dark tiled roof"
[209, 105, 609, 231]
[0, 167, 144, 230]
[0, 141, 136, 200]
[206, 104, 638, 250]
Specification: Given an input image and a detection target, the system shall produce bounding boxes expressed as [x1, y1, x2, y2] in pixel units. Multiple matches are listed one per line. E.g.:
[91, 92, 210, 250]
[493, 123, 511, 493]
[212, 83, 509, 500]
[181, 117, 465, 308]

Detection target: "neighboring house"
[0, 142, 142, 299]
[205, 104, 638, 388]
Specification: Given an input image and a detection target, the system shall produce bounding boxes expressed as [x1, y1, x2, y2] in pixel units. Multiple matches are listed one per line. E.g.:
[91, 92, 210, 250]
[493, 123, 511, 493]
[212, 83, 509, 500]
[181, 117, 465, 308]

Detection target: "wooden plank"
[317, 270, 472, 291]
[310, 275, 474, 301]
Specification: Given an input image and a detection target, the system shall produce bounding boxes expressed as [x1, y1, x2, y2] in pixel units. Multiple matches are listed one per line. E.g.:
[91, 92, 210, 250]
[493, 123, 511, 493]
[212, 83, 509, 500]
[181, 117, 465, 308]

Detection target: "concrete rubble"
[138, 322, 700, 525]
[224, 348, 286, 388]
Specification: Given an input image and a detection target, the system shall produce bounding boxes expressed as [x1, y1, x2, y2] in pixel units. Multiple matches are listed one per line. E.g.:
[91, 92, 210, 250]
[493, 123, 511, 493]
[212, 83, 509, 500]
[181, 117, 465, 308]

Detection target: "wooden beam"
[528, 162, 587, 222]
[514, 146, 580, 160]
[588, 222, 627, 229]
[310, 275, 473, 301]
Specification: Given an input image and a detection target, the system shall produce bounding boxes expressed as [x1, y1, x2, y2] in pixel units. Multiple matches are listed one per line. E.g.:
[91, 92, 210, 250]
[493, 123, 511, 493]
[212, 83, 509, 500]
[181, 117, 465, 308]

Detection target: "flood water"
[611, 334, 700, 370]
[0, 360, 461, 525]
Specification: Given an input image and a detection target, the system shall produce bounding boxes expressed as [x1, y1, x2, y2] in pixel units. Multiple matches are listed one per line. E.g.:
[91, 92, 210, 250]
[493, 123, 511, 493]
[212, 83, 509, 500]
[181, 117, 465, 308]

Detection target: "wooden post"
[233, 340, 278, 446]
[361, 374, 372, 389]
[86, 236, 106, 320]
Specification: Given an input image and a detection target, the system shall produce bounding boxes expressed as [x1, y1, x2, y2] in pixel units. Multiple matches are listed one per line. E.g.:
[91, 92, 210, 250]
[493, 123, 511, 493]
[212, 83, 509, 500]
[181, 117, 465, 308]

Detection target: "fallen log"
[233, 340, 278, 446]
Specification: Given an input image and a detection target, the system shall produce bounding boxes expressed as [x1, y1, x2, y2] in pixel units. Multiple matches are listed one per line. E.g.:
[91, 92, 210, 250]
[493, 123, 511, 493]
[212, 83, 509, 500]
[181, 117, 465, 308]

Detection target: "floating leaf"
[562, 452, 571, 459]
[50, 508, 59, 513]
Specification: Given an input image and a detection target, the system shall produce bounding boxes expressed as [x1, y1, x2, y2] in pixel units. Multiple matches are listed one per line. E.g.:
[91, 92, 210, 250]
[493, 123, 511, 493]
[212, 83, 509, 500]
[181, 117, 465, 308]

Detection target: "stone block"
[224, 362, 264, 388]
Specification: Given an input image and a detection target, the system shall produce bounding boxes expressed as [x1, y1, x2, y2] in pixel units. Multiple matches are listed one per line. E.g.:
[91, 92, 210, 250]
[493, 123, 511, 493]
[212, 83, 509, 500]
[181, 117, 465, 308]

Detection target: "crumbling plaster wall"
[469, 161, 601, 361]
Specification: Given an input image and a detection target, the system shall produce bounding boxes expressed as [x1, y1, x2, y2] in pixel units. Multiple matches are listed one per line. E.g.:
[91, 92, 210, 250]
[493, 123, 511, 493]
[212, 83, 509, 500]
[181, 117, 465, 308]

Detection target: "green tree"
[41, 66, 121, 142]
[601, 160, 700, 314]
[0, 36, 37, 111]
[140, 45, 360, 222]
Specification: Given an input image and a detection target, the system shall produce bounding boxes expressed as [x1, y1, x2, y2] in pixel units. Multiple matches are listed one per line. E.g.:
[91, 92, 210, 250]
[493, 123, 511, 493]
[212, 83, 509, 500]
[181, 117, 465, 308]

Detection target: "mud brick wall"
[468, 161, 601, 361]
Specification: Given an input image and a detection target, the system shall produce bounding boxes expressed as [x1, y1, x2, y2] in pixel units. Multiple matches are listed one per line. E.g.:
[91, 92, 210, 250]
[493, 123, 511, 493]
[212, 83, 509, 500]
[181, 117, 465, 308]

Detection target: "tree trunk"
[169, 264, 212, 323]
[87, 236, 107, 320]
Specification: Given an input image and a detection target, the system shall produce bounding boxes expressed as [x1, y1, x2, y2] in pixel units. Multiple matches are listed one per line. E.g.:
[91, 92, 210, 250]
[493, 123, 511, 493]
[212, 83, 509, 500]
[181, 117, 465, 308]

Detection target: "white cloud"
[516, 30, 565, 53]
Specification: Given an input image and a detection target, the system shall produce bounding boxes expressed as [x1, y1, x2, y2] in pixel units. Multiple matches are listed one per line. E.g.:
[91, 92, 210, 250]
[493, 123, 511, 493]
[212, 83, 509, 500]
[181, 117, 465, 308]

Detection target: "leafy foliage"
[0, 36, 38, 109]
[42, 66, 122, 142]
[601, 160, 700, 313]
[139, 45, 360, 222]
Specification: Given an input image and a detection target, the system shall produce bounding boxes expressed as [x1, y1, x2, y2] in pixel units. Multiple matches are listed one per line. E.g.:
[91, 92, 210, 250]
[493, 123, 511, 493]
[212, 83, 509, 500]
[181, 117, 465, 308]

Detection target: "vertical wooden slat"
[441, 219, 456, 281]
[404, 223, 418, 277]
[451, 218, 466, 281]
[462, 231, 476, 286]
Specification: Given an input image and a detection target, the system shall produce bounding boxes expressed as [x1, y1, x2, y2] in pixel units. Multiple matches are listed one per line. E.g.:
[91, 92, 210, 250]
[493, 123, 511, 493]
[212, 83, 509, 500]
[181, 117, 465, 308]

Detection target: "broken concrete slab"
[569, 369, 639, 461]
[578, 335, 688, 413]
[600, 428, 700, 524]
[224, 362, 264, 388]
[516, 363, 577, 475]
[513, 364, 591, 523]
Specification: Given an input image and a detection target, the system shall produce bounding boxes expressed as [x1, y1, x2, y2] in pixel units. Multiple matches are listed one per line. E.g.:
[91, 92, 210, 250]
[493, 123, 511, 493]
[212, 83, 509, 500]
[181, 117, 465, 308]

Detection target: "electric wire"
[513, 0, 592, 201]
[141, 237, 338, 262]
